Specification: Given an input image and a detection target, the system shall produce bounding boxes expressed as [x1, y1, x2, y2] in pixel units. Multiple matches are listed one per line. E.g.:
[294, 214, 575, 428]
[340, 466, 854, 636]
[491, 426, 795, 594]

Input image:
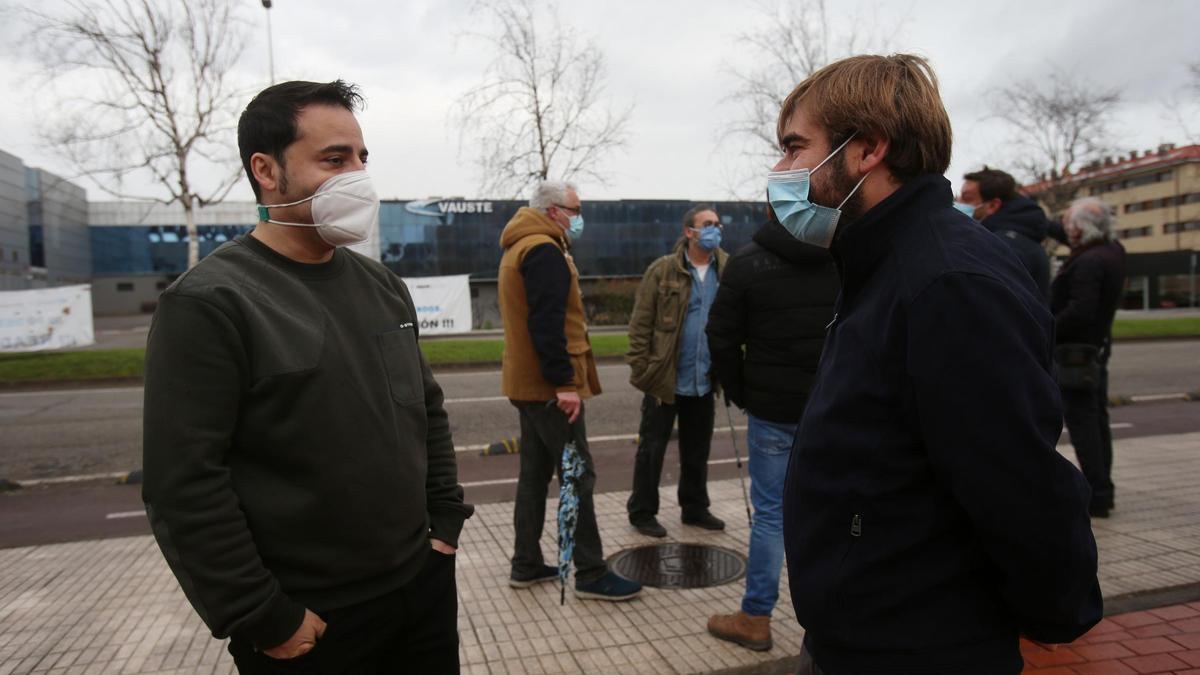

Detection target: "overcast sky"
[1, 0, 1197, 204]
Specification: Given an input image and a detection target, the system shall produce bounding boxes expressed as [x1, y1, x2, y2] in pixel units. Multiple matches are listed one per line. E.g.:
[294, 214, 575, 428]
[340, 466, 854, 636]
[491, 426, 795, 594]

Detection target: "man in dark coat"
[774, 54, 1102, 674]
[704, 216, 838, 652]
[1052, 197, 1127, 518]
[962, 166, 1053, 300]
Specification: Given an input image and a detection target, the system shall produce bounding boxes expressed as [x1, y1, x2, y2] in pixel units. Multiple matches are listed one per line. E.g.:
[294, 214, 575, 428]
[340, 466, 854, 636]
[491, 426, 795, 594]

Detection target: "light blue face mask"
[953, 201, 978, 219]
[690, 225, 722, 251]
[568, 214, 585, 240]
[767, 134, 870, 249]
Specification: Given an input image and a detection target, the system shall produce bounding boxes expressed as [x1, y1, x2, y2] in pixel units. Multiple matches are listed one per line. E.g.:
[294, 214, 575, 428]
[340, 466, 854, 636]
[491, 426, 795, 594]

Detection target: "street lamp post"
[262, 0, 275, 84]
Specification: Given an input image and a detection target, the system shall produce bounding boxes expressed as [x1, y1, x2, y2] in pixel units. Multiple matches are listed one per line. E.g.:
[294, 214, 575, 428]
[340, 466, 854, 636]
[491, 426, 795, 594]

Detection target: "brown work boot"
[707, 610, 772, 651]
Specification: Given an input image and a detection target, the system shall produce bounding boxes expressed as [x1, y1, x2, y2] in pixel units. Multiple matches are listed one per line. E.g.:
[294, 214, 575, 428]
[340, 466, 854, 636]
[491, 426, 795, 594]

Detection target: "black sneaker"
[630, 517, 667, 537]
[1089, 504, 1112, 519]
[509, 564, 559, 589]
[575, 571, 643, 601]
[683, 511, 726, 531]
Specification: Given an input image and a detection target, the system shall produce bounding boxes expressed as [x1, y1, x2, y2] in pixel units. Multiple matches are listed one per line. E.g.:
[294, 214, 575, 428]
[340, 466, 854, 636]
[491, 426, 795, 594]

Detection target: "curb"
[1, 469, 142, 492]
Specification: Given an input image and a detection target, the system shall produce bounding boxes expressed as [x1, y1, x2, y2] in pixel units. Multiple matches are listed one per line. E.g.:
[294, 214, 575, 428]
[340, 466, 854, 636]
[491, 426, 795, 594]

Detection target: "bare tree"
[452, 0, 631, 198]
[23, 0, 248, 269]
[1164, 61, 1200, 144]
[719, 0, 898, 197]
[990, 69, 1121, 213]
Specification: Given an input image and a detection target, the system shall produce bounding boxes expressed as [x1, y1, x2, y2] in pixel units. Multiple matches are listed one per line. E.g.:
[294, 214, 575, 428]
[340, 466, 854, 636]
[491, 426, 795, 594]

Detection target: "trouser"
[627, 392, 715, 522]
[1062, 377, 1114, 509]
[741, 415, 797, 617]
[509, 400, 607, 584]
[227, 550, 459, 674]
[795, 645, 828, 675]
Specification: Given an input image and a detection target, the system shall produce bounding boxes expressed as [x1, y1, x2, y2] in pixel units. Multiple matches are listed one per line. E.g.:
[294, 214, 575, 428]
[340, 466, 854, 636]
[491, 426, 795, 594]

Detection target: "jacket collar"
[831, 174, 953, 286]
[753, 219, 832, 265]
[671, 238, 728, 275]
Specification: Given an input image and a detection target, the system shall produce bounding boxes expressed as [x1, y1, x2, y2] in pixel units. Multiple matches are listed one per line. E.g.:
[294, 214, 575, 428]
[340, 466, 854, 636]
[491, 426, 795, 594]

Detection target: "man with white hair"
[497, 180, 643, 601]
[1052, 197, 1126, 518]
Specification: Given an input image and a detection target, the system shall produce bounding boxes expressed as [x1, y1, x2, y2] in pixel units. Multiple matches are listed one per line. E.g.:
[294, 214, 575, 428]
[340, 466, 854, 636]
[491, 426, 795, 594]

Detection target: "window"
[1118, 226, 1153, 239]
[1163, 220, 1200, 234]
[117, 282, 135, 292]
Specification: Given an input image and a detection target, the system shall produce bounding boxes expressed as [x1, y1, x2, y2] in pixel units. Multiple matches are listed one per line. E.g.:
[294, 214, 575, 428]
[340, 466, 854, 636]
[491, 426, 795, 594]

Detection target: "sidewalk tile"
[1119, 653, 1189, 673]
[1024, 646, 1085, 668]
[1070, 661, 1138, 675]
[1075, 642, 1138, 661]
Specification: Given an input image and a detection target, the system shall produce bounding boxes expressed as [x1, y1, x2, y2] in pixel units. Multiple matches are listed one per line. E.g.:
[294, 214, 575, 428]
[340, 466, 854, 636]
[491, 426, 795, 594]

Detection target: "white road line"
[0, 387, 142, 399]
[1130, 393, 1188, 403]
[1111, 422, 1134, 429]
[443, 396, 508, 404]
[105, 510, 146, 520]
[19, 471, 131, 486]
[461, 456, 748, 488]
[454, 426, 750, 453]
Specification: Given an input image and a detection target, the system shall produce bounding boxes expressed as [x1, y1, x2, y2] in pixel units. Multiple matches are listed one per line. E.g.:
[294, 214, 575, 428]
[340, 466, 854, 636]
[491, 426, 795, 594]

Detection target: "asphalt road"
[2, 340, 1197, 484]
[2, 399, 1198, 549]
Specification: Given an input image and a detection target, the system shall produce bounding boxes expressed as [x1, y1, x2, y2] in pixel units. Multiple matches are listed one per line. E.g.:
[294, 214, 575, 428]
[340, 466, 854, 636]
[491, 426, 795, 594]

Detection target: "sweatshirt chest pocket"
[378, 328, 424, 407]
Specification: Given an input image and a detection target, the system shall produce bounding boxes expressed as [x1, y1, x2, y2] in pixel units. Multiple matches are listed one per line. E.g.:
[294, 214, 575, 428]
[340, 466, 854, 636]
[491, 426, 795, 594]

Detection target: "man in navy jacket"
[775, 55, 1102, 674]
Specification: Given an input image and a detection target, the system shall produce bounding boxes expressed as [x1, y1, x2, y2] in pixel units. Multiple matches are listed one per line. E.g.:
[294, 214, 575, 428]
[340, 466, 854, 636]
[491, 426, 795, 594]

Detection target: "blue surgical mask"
[568, 214, 585, 239]
[953, 201, 978, 219]
[691, 225, 722, 251]
[767, 134, 869, 249]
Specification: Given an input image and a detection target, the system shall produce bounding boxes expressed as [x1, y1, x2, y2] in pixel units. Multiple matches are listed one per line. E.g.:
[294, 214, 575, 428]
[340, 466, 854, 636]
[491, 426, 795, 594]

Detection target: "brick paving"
[1023, 602, 1200, 674]
[0, 430, 1198, 674]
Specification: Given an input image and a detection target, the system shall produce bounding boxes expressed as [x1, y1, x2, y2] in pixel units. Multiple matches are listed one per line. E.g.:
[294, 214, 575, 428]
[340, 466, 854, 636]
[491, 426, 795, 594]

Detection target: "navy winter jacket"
[980, 195, 1053, 300]
[783, 175, 1102, 674]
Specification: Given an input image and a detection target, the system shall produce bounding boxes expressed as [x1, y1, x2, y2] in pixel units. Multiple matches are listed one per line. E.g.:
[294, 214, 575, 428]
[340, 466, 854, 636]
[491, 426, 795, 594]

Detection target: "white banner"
[402, 274, 472, 335]
[0, 284, 95, 352]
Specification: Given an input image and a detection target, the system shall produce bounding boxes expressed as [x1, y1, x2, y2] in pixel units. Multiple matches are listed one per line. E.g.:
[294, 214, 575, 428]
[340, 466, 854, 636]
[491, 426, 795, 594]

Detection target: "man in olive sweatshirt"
[142, 80, 473, 674]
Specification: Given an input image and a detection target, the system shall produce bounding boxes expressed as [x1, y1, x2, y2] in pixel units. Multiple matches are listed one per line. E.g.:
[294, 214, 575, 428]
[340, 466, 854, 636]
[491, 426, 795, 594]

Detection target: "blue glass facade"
[379, 199, 768, 279]
[91, 225, 254, 274]
[90, 199, 769, 278]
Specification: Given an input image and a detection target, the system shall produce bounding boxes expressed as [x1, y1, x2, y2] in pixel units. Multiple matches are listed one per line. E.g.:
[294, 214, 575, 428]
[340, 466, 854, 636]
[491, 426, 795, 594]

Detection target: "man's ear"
[250, 152, 280, 196]
[852, 134, 890, 175]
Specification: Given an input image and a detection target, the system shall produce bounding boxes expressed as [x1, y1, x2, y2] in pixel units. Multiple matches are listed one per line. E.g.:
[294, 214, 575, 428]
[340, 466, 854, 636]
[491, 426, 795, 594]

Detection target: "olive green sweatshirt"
[142, 233, 473, 649]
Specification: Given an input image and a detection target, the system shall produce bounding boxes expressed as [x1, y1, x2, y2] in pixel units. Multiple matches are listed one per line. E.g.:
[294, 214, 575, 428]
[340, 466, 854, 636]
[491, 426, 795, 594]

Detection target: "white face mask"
[257, 170, 379, 247]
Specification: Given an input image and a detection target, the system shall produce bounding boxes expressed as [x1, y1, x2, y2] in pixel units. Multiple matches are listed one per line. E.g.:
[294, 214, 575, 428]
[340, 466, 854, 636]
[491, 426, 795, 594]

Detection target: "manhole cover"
[607, 543, 746, 589]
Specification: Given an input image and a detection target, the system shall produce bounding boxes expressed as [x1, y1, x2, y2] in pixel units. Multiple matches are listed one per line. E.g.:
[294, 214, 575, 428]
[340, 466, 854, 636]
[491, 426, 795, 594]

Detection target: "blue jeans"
[742, 414, 797, 617]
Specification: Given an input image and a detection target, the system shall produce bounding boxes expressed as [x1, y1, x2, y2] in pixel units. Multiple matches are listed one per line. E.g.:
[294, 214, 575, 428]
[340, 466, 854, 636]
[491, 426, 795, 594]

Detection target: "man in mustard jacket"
[626, 205, 730, 537]
[498, 180, 642, 601]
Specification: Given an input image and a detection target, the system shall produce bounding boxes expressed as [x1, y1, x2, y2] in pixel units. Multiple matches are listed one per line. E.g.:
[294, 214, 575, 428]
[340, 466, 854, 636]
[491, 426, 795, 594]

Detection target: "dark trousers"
[1062, 362, 1115, 509]
[228, 550, 459, 674]
[510, 400, 607, 584]
[627, 392, 715, 522]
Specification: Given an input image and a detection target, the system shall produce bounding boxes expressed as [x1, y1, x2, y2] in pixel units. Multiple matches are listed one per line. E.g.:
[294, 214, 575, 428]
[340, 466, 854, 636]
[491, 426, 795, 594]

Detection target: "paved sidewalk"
[1, 431, 1199, 674]
[1023, 602, 1200, 673]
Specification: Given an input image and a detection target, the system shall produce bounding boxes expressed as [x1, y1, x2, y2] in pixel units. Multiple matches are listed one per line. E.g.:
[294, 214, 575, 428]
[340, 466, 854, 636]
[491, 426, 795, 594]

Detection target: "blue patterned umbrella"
[557, 437, 585, 605]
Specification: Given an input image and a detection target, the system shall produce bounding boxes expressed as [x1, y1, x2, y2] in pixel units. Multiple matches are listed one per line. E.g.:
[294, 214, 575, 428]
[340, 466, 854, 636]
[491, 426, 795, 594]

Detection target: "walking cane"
[723, 395, 753, 529]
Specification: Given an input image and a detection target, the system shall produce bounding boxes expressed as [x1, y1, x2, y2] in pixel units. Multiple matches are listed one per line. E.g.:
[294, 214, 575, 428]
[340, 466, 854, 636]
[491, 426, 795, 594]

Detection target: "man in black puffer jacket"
[1052, 197, 1126, 518]
[962, 167, 1053, 300]
[704, 216, 838, 652]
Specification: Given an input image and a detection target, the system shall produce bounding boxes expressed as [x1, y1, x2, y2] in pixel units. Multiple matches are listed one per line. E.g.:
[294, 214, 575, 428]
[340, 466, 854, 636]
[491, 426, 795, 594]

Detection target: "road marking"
[444, 396, 508, 404]
[105, 510, 145, 520]
[461, 455, 750, 488]
[1130, 393, 1188, 403]
[455, 426, 750, 453]
[19, 471, 131, 486]
[1111, 423, 1134, 429]
[0, 387, 142, 399]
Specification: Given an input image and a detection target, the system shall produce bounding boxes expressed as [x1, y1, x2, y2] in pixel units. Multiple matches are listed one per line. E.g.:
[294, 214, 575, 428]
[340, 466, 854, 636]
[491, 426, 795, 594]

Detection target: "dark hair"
[237, 80, 364, 200]
[682, 203, 718, 229]
[963, 166, 1018, 203]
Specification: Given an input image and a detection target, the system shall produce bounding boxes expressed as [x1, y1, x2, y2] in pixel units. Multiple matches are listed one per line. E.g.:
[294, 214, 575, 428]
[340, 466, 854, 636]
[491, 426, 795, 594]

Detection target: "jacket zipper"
[825, 312, 839, 332]
[850, 514, 862, 537]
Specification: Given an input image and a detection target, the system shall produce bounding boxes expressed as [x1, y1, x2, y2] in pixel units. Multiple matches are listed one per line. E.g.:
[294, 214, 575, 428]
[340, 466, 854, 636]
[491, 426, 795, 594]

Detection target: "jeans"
[228, 549, 459, 674]
[627, 392, 715, 522]
[741, 415, 797, 617]
[510, 400, 607, 584]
